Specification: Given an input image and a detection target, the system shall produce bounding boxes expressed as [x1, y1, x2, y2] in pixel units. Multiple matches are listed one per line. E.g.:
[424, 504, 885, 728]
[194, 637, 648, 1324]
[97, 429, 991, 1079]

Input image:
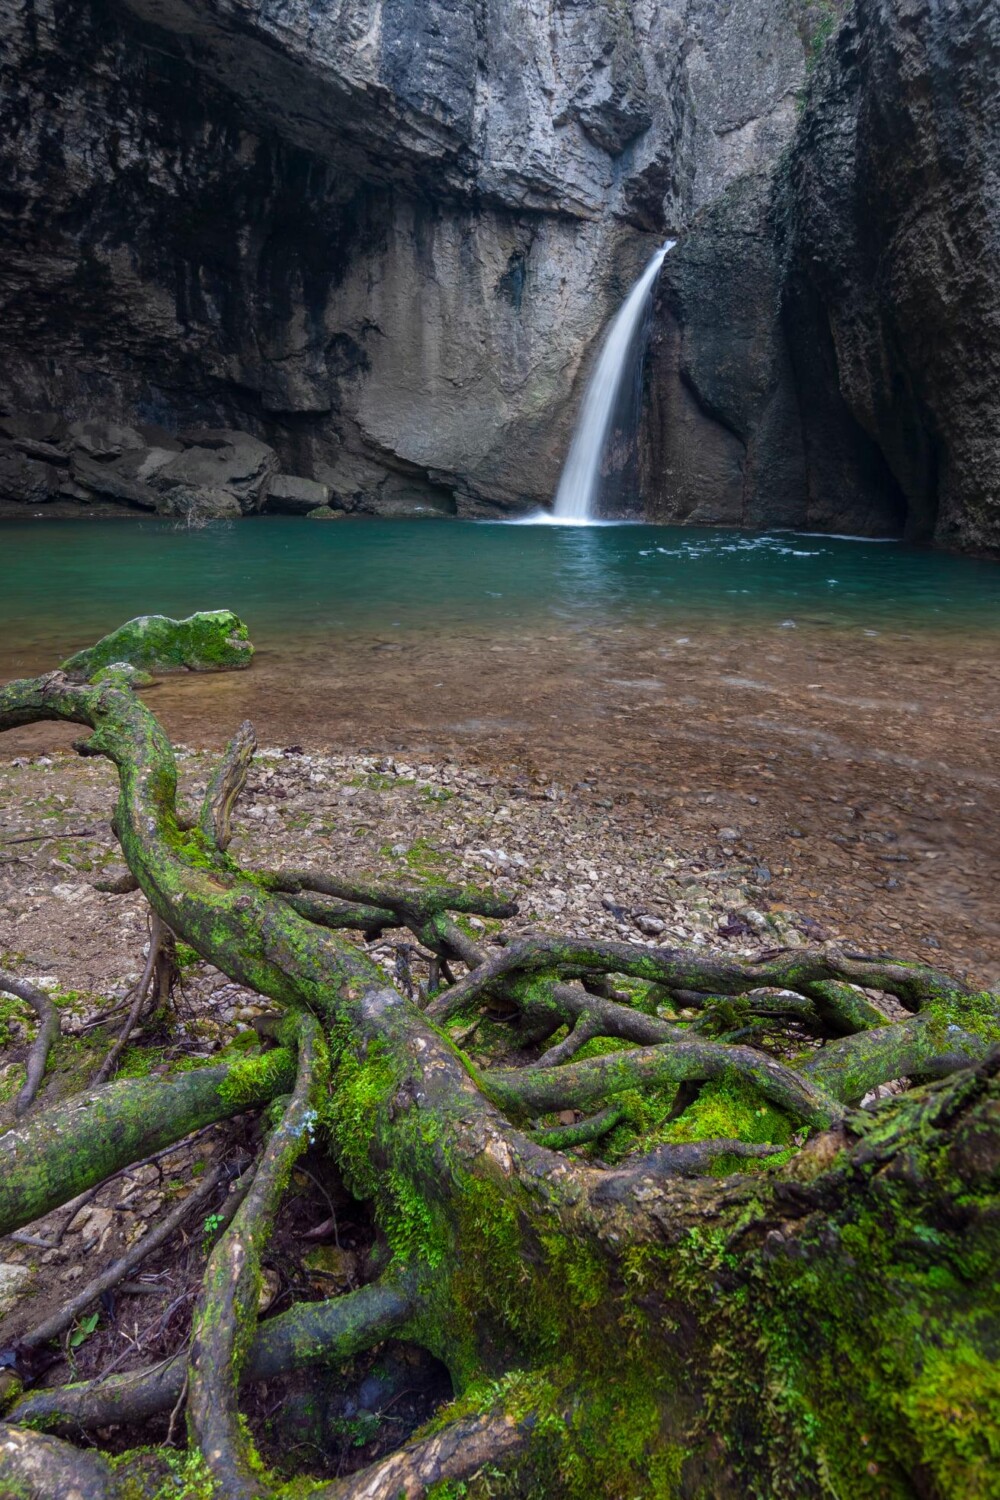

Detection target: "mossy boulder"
[89, 662, 155, 688]
[61, 610, 254, 677]
[305, 504, 345, 520]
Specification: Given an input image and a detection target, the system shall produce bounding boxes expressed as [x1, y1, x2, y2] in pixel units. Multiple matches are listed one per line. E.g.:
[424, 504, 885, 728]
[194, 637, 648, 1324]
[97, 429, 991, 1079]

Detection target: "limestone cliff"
[642, 0, 1000, 552]
[0, 0, 809, 517]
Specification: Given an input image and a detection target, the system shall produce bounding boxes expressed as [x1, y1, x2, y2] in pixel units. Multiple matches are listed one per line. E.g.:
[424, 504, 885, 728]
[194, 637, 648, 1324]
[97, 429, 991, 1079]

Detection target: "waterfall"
[551, 240, 674, 524]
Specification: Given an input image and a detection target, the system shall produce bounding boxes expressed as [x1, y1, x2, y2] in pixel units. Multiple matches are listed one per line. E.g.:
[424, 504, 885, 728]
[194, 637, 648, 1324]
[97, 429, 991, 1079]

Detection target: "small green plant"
[332, 1411, 383, 1448]
[421, 785, 454, 804]
[69, 1311, 99, 1349]
[202, 1212, 225, 1251]
[175, 941, 201, 971]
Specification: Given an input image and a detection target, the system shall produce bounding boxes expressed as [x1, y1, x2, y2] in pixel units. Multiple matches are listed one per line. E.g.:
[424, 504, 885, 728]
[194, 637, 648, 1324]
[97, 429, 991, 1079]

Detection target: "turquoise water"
[2, 518, 999, 677]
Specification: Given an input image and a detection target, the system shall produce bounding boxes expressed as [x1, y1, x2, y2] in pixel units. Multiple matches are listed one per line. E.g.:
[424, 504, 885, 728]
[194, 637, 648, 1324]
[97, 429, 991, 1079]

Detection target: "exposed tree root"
[0, 970, 60, 1118]
[187, 1013, 323, 1497]
[315, 1408, 532, 1499]
[0, 1422, 132, 1500]
[0, 1054, 294, 1236]
[1, 650, 998, 1499]
[90, 911, 172, 1086]
[11, 1278, 418, 1431]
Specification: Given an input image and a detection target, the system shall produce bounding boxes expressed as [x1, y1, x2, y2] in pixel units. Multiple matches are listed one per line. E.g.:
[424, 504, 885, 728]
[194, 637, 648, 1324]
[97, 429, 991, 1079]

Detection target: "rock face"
[641, 0, 1000, 551]
[782, 0, 1000, 552]
[640, 164, 905, 537]
[0, 0, 810, 518]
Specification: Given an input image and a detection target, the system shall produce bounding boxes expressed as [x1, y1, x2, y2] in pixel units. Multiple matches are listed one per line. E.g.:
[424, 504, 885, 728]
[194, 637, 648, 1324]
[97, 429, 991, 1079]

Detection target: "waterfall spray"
[551, 240, 674, 524]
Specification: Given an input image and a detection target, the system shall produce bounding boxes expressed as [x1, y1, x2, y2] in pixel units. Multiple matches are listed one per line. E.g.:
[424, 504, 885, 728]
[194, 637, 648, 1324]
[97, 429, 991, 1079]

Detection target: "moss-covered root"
[0, 1050, 295, 1237]
[803, 1015, 990, 1104]
[60, 609, 254, 677]
[426, 933, 980, 1024]
[10, 1278, 417, 1433]
[491, 1036, 846, 1129]
[186, 1016, 324, 1497]
[310, 1409, 531, 1500]
[0, 1422, 131, 1499]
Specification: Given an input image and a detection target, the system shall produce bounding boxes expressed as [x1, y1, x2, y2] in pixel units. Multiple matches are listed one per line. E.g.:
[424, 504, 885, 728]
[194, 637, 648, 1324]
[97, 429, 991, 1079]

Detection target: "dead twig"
[17, 1160, 245, 1352]
[90, 914, 169, 1087]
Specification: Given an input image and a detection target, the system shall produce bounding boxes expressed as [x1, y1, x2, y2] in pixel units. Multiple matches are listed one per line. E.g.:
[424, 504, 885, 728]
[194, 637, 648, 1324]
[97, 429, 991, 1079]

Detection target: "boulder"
[114, 446, 178, 484]
[158, 431, 278, 512]
[0, 1263, 32, 1318]
[305, 505, 346, 520]
[154, 485, 243, 521]
[0, 445, 59, 502]
[266, 473, 333, 514]
[70, 454, 158, 510]
[0, 413, 67, 445]
[61, 610, 254, 676]
[67, 419, 147, 459]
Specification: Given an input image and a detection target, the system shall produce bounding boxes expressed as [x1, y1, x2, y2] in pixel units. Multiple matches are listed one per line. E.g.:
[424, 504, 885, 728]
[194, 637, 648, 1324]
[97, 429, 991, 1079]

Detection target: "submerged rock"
[61, 611, 254, 676]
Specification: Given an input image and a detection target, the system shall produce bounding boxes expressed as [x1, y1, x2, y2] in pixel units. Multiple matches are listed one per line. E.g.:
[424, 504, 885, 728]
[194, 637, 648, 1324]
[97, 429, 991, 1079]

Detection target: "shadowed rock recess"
[642, 0, 1000, 551]
[1, 0, 997, 543]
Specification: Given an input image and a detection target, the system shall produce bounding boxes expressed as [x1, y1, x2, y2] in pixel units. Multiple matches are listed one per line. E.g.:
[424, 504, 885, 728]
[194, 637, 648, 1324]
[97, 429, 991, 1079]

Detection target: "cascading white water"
[551, 240, 675, 524]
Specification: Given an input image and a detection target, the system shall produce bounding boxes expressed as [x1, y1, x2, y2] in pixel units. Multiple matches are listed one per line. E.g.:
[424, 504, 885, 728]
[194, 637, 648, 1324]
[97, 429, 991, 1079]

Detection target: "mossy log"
[1, 653, 999, 1499]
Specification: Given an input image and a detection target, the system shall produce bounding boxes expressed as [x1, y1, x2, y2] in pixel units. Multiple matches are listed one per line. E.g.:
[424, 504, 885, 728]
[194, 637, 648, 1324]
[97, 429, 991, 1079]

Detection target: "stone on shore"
[266, 473, 333, 514]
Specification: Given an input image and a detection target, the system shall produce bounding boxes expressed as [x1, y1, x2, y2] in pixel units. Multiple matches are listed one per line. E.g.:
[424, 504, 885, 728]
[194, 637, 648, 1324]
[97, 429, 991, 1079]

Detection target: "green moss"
[380, 836, 451, 878]
[115, 1044, 168, 1079]
[666, 1077, 794, 1145]
[351, 770, 415, 791]
[422, 785, 455, 804]
[0, 993, 32, 1048]
[896, 1342, 1000, 1493]
[0, 1063, 26, 1107]
[175, 941, 202, 972]
[216, 1047, 296, 1110]
[924, 989, 1000, 1044]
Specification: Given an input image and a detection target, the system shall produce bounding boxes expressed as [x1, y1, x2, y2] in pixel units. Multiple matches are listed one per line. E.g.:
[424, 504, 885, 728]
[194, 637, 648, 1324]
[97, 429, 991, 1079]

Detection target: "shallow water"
[1, 517, 999, 675]
[3, 517, 1000, 985]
